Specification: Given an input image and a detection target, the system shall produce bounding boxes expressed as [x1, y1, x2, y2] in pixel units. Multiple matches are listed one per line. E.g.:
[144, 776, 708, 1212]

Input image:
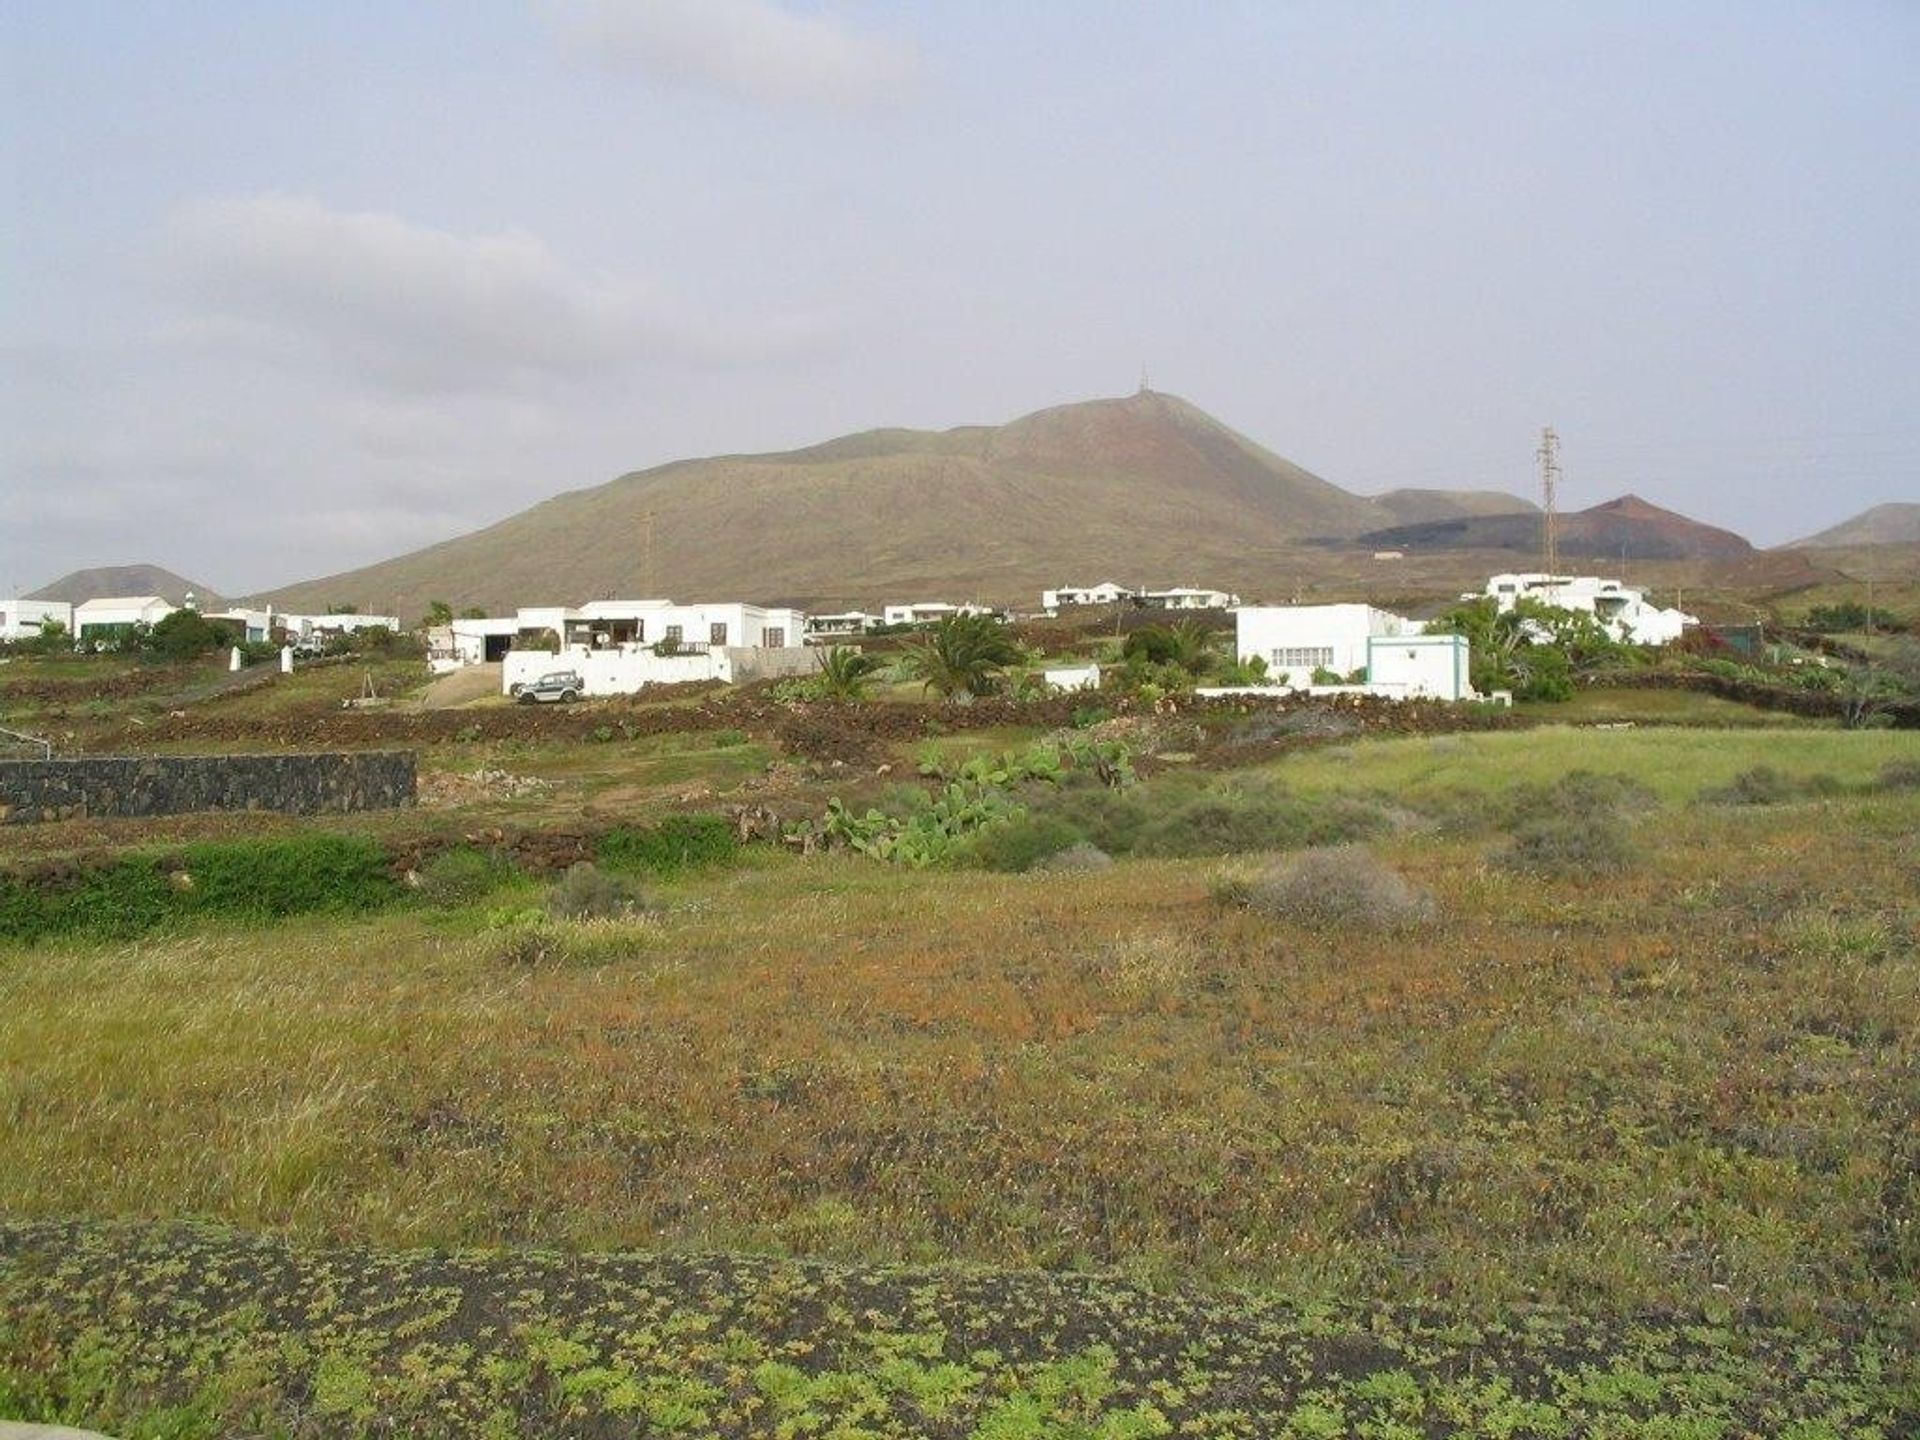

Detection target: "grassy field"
[3, 726, 1918, 1434]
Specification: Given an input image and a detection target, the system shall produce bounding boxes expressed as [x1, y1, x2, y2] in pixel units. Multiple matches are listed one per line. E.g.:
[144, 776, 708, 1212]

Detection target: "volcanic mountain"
[257, 393, 1752, 613]
[28, 565, 225, 608]
[1355, 494, 1754, 562]
[1788, 503, 1920, 549]
[261, 391, 1417, 614]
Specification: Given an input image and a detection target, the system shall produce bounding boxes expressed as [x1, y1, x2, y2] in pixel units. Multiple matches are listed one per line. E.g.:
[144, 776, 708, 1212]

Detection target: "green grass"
[1535, 685, 1826, 727]
[1269, 725, 1917, 805]
[3, 724, 1917, 1435]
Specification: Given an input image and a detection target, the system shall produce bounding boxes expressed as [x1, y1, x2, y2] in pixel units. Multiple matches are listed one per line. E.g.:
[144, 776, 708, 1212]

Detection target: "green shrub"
[597, 815, 737, 874]
[415, 845, 520, 905]
[546, 862, 647, 921]
[963, 813, 1085, 873]
[0, 834, 399, 944]
[1035, 842, 1114, 873]
[1876, 759, 1920, 791]
[1131, 783, 1389, 858]
[1494, 814, 1633, 878]
[1702, 766, 1842, 806]
[1222, 846, 1435, 929]
[1031, 781, 1154, 856]
[176, 834, 395, 919]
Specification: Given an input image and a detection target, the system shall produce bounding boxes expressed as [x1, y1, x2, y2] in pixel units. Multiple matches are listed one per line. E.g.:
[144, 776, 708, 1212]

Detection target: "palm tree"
[1121, 619, 1222, 676]
[816, 646, 886, 701]
[906, 614, 1024, 700]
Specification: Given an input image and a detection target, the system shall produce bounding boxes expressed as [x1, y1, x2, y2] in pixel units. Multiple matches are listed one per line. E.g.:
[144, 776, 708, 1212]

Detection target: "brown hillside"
[1355, 493, 1753, 562]
[1371, 488, 1538, 527]
[28, 564, 224, 607]
[260, 391, 1395, 615]
[1788, 502, 1920, 549]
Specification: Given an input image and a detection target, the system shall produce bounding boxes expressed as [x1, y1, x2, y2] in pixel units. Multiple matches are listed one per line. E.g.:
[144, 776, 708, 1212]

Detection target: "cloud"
[160, 194, 838, 394]
[540, 0, 915, 109]
[162, 195, 663, 393]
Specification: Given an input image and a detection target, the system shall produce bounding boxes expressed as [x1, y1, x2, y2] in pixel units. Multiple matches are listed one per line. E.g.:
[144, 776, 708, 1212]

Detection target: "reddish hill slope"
[1355, 493, 1753, 562]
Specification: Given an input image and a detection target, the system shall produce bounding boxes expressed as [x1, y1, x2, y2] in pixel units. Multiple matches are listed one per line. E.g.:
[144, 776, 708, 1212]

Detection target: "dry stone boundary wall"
[0, 752, 415, 826]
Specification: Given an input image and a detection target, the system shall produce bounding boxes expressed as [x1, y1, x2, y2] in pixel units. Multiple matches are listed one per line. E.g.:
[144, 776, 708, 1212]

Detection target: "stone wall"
[0, 752, 416, 825]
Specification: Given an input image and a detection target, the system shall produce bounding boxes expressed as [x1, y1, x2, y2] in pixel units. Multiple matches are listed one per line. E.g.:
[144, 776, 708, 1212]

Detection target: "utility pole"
[640, 510, 655, 597]
[1537, 426, 1561, 599]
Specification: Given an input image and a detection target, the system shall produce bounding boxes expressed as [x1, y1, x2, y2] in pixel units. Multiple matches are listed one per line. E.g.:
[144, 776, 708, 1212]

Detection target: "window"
[664, 624, 683, 644]
[709, 622, 728, 645]
[1271, 646, 1334, 669]
[764, 627, 785, 648]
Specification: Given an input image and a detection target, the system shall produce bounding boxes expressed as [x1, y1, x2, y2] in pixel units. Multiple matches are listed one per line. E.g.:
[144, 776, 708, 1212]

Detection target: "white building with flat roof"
[804, 611, 882, 640]
[1140, 586, 1240, 611]
[0, 599, 72, 643]
[1481, 573, 1692, 646]
[1042, 581, 1135, 610]
[1224, 604, 1476, 702]
[1235, 604, 1412, 687]
[881, 601, 989, 627]
[74, 595, 175, 640]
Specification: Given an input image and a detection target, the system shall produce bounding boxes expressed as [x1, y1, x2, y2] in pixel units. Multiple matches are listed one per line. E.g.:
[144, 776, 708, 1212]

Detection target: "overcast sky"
[4, 1, 1917, 596]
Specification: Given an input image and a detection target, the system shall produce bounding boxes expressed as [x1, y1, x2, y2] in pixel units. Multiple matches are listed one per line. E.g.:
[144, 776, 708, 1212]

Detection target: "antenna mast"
[1537, 425, 1561, 592]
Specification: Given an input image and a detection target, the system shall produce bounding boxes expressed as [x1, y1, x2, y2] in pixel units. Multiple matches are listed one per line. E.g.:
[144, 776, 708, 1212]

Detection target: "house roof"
[74, 595, 168, 611]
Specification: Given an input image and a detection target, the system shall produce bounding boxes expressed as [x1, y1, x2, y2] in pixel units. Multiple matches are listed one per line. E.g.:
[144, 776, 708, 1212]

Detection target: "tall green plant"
[905, 614, 1024, 700]
[816, 646, 886, 701]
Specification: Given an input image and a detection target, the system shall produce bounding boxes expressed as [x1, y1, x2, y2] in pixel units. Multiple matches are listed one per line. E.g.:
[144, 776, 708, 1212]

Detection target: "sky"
[4, 1, 1917, 597]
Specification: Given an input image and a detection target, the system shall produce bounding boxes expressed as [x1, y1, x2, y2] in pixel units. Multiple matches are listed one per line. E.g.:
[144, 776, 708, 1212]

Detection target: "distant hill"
[262, 391, 1400, 614]
[1370, 488, 1538, 527]
[1788, 503, 1920, 549]
[28, 565, 224, 607]
[1355, 494, 1754, 562]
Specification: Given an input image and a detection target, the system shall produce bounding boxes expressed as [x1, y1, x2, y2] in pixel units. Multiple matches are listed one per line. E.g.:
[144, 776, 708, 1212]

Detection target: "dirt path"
[420, 663, 502, 709]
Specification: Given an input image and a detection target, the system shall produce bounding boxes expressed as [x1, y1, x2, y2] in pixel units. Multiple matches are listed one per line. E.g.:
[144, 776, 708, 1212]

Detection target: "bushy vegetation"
[1805, 601, 1905, 633]
[1427, 597, 1642, 701]
[1217, 845, 1436, 929]
[1010, 773, 1395, 862]
[1494, 813, 1634, 878]
[596, 815, 738, 874]
[413, 844, 522, 904]
[824, 737, 1133, 867]
[1701, 765, 1845, 806]
[958, 812, 1084, 872]
[545, 861, 648, 921]
[903, 613, 1025, 699]
[0, 834, 397, 943]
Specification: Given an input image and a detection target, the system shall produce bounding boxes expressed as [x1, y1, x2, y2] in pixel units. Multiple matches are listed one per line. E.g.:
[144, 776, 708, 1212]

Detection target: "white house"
[881, 601, 989, 627]
[1480, 573, 1693, 646]
[205, 608, 402, 646]
[1042, 581, 1136, 611]
[1139, 586, 1241, 611]
[0, 599, 72, 643]
[290, 611, 401, 643]
[487, 597, 813, 696]
[805, 611, 883, 640]
[1234, 604, 1412, 687]
[1224, 604, 1477, 702]
[74, 596, 175, 641]
[1364, 633, 1473, 701]
[431, 617, 521, 671]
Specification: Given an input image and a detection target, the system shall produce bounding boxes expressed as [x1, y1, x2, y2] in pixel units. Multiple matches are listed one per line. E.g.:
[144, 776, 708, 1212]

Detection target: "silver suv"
[514, 669, 585, 704]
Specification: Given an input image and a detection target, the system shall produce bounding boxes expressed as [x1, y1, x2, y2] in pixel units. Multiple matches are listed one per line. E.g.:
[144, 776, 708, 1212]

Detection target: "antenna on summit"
[1138, 364, 1150, 395]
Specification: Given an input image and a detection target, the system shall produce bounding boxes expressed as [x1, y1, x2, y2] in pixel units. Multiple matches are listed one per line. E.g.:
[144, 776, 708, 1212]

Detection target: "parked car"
[515, 669, 585, 704]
